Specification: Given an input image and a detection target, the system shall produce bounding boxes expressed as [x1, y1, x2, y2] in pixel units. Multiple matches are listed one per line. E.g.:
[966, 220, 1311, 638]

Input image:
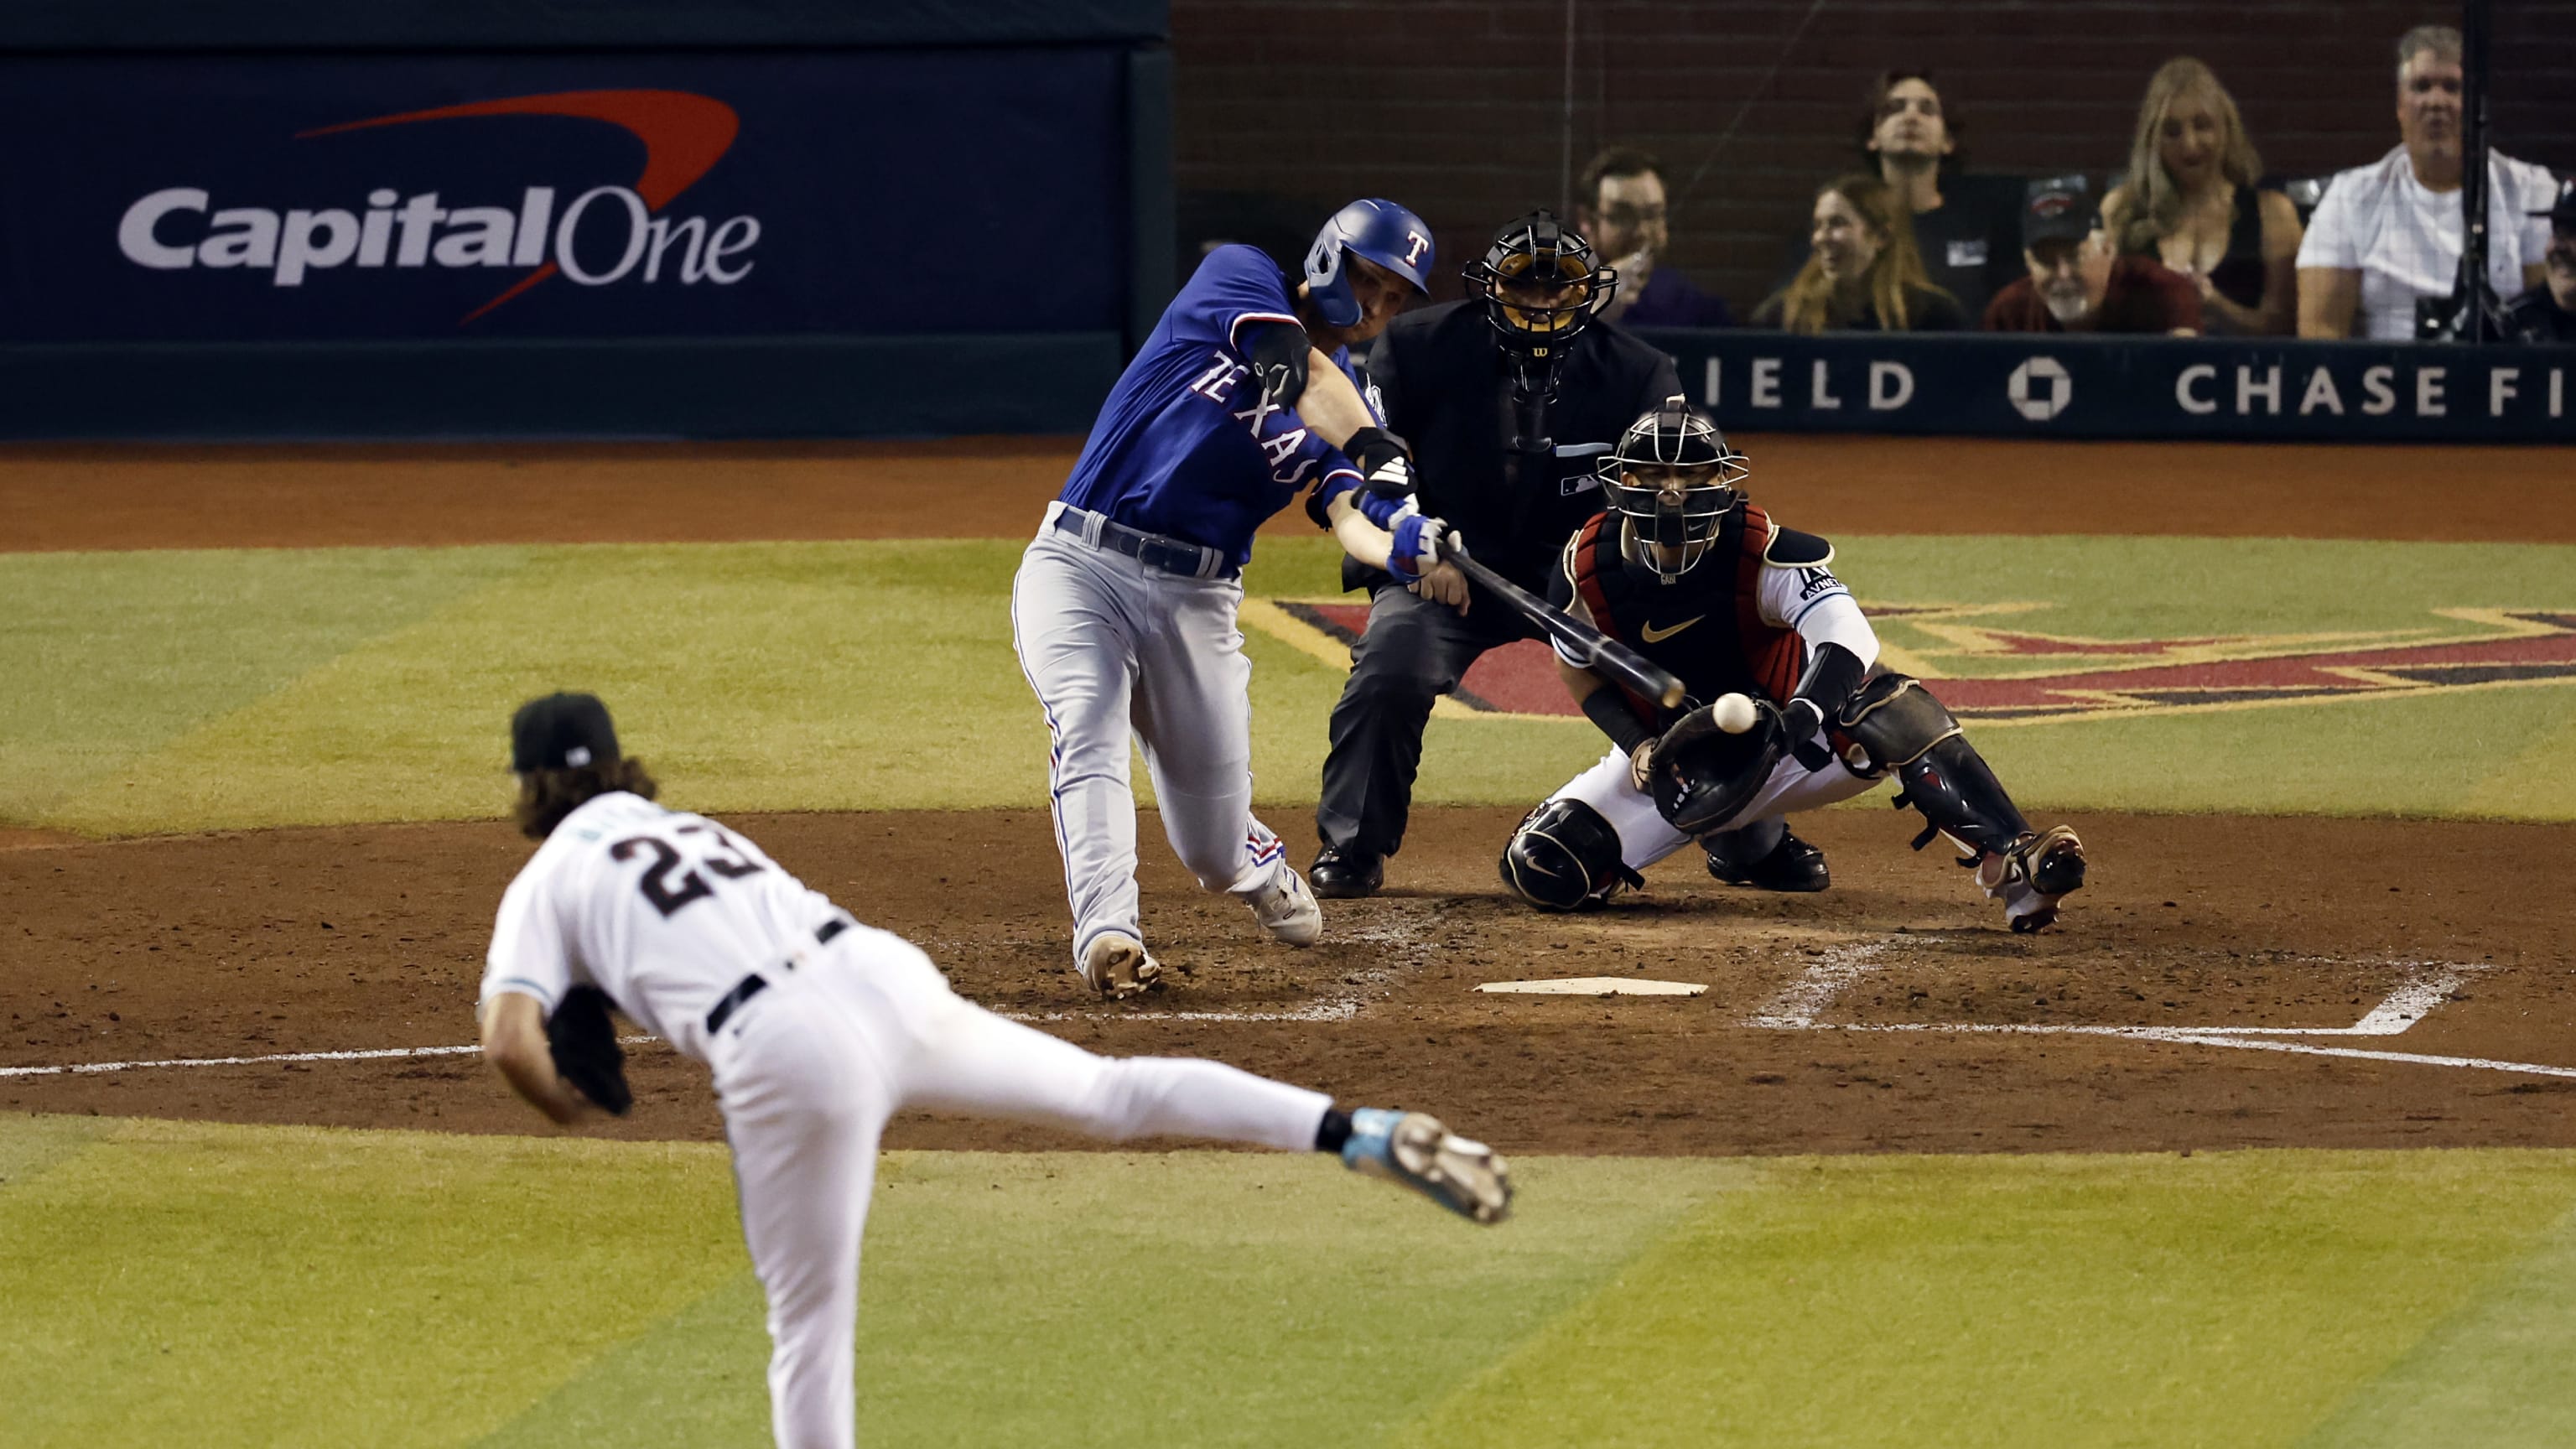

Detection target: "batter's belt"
[1051, 504, 1238, 580]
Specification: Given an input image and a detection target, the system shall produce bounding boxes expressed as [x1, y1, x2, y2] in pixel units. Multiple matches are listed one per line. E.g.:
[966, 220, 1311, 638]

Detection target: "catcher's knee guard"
[1839, 673, 2031, 859]
[1499, 798, 1638, 911]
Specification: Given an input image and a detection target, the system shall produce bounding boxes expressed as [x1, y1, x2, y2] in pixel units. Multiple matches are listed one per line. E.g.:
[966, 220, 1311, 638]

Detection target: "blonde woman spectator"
[1754, 174, 1966, 333]
[2296, 24, 2557, 340]
[2101, 58, 2302, 335]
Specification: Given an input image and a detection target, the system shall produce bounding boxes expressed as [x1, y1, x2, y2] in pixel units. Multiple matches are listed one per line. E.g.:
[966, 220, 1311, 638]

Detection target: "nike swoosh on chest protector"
[1639, 615, 1704, 643]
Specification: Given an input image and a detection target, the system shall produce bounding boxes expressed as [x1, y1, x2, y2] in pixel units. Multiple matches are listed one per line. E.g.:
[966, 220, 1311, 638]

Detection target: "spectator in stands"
[2295, 24, 2557, 340]
[2101, 59, 2303, 335]
[1572, 147, 1733, 328]
[1753, 174, 1966, 333]
[1860, 70, 2022, 319]
[2502, 182, 2576, 344]
[1987, 177, 2201, 335]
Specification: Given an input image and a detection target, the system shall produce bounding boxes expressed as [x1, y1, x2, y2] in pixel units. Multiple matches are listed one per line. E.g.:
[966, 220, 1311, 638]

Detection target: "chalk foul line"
[0, 1034, 667, 1080]
[1747, 954, 2575, 1079]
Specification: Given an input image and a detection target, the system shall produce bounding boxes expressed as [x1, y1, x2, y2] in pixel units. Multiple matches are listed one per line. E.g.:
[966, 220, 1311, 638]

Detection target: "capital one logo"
[115, 90, 754, 324]
[2007, 356, 2072, 421]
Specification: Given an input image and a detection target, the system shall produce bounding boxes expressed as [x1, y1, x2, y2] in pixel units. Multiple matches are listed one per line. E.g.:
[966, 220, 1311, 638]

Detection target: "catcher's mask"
[1599, 395, 1750, 584]
[1463, 210, 1617, 357]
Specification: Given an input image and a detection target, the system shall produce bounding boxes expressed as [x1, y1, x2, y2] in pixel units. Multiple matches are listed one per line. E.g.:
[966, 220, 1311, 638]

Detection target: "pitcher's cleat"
[1341, 1108, 1512, 1224]
[1244, 865, 1323, 946]
[1975, 825, 2087, 932]
[1079, 932, 1164, 999]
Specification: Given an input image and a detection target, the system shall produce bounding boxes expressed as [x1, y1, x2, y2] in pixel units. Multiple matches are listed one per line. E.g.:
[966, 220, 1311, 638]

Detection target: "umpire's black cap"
[512, 692, 621, 772]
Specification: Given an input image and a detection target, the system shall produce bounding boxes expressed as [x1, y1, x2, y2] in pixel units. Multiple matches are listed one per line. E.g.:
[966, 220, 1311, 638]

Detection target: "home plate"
[1475, 977, 1708, 996]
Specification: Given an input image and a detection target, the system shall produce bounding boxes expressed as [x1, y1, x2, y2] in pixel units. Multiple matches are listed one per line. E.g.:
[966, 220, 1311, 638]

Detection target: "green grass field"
[3, 534, 2569, 835]
[8, 1117, 2576, 1448]
[8, 529, 2575, 1445]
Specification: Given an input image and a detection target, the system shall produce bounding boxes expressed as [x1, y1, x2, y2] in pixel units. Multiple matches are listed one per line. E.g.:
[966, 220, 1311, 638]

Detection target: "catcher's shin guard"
[1893, 734, 2033, 860]
[1499, 798, 1639, 911]
[1841, 674, 2086, 927]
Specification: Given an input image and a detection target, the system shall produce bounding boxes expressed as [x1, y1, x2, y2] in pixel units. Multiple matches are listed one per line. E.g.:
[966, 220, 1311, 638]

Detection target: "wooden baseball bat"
[1441, 547, 1688, 710]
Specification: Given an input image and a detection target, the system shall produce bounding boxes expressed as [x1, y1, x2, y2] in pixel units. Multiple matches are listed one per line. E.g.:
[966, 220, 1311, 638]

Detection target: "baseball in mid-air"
[1712, 693, 1759, 734]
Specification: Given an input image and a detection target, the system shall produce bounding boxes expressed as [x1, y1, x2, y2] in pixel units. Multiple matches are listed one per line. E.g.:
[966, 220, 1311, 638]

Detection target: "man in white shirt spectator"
[2296, 24, 2557, 340]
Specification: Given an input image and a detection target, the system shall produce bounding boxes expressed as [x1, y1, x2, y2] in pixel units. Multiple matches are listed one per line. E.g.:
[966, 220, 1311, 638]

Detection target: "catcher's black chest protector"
[1566, 502, 1806, 714]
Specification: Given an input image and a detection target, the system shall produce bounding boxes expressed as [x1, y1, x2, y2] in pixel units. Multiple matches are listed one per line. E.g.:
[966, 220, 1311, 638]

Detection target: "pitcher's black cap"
[511, 693, 620, 772]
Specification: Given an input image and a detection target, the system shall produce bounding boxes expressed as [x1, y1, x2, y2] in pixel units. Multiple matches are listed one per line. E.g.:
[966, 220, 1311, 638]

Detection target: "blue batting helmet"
[1303, 199, 1436, 328]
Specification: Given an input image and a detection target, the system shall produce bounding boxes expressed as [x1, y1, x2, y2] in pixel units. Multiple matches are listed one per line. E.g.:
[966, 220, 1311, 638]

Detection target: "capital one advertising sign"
[0, 52, 1129, 342]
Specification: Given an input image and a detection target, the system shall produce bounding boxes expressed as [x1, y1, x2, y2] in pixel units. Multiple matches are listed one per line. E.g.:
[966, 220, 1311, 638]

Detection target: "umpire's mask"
[1599, 396, 1750, 584]
[1464, 210, 1618, 361]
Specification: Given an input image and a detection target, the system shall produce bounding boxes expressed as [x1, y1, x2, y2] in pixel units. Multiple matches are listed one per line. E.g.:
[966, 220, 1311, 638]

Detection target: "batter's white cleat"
[1244, 865, 1322, 946]
[1976, 825, 2088, 932]
[1079, 932, 1163, 999]
[1342, 1108, 1513, 1224]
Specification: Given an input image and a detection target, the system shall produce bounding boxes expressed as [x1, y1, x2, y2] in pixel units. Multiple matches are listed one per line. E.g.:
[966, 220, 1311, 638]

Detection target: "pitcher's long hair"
[515, 758, 660, 839]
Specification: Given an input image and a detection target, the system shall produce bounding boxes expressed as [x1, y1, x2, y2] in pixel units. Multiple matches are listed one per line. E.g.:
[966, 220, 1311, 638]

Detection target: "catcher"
[1498, 397, 2087, 930]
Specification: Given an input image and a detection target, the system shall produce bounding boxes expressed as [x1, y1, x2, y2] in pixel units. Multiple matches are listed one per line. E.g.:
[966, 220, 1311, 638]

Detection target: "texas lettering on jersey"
[1183, 348, 1324, 490]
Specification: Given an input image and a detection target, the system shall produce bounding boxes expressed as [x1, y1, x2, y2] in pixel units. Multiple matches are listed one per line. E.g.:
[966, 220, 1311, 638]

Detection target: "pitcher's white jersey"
[480, 792, 840, 1062]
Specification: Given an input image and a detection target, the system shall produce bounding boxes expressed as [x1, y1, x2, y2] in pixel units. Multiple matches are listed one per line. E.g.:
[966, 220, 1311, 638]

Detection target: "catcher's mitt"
[1649, 699, 1787, 835]
[548, 985, 633, 1116]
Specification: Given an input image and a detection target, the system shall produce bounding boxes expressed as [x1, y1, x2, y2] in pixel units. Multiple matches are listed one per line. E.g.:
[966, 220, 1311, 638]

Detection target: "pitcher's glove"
[548, 985, 633, 1116]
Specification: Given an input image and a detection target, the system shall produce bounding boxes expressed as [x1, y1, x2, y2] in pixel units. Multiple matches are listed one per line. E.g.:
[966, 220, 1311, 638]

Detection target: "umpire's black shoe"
[1706, 829, 1831, 892]
[1310, 845, 1384, 900]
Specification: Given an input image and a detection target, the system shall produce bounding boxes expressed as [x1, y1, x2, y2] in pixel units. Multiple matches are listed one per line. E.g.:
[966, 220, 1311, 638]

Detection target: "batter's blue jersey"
[1057, 246, 1377, 566]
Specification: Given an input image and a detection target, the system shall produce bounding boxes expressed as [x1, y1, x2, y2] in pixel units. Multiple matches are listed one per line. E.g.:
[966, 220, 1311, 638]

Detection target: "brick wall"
[1171, 0, 2576, 314]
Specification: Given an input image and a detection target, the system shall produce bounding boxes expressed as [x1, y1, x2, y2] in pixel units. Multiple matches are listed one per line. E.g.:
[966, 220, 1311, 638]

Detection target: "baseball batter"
[478, 693, 1512, 1449]
[1499, 400, 2088, 930]
[1013, 200, 1457, 995]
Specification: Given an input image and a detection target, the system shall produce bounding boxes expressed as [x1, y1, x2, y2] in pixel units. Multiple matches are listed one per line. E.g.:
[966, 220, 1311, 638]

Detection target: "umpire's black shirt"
[1350, 300, 1683, 597]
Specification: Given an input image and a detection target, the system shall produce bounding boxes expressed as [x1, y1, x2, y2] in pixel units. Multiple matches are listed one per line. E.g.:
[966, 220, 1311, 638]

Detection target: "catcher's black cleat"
[1310, 845, 1384, 900]
[1706, 828, 1831, 893]
[1976, 825, 2086, 932]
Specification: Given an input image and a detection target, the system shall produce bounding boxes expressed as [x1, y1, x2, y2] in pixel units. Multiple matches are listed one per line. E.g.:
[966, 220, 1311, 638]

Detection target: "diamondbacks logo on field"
[116, 89, 754, 325]
[1243, 600, 2576, 722]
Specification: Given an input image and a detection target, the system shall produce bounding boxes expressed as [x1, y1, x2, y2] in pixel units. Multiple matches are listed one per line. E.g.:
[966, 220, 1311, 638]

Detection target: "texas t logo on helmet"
[1303, 198, 1437, 328]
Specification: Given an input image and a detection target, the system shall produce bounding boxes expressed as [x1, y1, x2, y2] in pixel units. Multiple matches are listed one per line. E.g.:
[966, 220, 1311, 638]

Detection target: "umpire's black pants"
[1316, 584, 1535, 860]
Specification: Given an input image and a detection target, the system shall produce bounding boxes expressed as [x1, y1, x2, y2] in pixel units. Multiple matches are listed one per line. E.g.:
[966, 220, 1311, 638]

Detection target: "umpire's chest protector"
[1365, 304, 1681, 595]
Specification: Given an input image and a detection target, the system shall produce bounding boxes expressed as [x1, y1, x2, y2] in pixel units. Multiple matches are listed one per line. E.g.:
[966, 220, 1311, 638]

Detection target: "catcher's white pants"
[1010, 507, 1290, 965]
[1550, 730, 1883, 870]
[705, 922, 1330, 1449]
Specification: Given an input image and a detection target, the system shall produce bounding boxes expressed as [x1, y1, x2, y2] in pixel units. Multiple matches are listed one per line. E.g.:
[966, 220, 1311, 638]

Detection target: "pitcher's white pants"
[1010, 509, 1289, 964]
[1550, 735, 1883, 870]
[708, 922, 1330, 1449]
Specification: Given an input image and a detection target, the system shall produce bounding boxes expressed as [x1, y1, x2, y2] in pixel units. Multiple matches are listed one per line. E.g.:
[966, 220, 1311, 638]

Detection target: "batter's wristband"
[1345, 425, 1407, 477]
[1582, 687, 1656, 755]
[1360, 491, 1414, 530]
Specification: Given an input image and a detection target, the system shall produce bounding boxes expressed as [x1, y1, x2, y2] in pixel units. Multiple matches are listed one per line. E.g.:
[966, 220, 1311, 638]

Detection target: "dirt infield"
[7, 434, 2574, 550]
[6, 807, 2573, 1155]
[3, 437, 2572, 1157]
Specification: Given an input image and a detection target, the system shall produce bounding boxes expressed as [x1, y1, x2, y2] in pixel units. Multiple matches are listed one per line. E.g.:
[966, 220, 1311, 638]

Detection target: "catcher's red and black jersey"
[1550, 503, 1826, 714]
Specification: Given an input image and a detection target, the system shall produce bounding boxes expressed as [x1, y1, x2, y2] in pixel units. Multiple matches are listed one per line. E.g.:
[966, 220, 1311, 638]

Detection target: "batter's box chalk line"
[1741, 945, 2573, 1079]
